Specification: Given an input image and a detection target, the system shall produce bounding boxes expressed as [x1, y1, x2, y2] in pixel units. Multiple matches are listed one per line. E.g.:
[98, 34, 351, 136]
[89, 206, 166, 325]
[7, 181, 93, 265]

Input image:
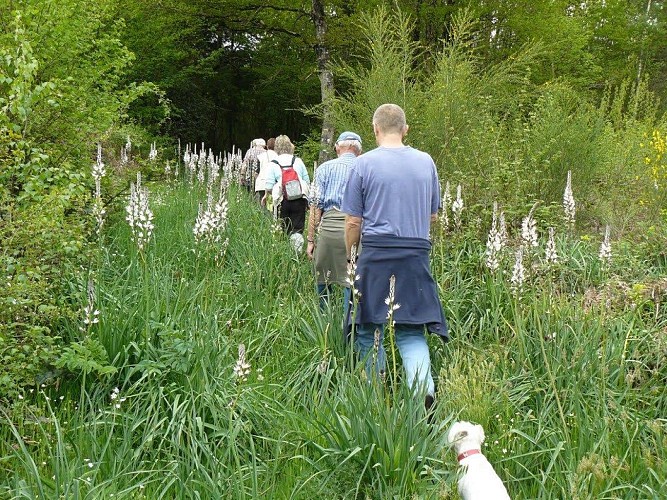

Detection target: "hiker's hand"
[306, 241, 315, 259]
[260, 194, 267, 207]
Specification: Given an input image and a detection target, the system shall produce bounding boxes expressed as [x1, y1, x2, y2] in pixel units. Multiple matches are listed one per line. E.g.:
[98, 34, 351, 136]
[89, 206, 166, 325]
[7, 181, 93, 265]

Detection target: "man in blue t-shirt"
[341, 103, 448, 410]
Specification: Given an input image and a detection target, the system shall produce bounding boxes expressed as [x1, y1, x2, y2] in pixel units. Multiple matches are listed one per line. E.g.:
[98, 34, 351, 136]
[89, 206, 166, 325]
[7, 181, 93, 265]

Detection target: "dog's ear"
[475, 424, 486, 443]
[454, 430, 468, 441]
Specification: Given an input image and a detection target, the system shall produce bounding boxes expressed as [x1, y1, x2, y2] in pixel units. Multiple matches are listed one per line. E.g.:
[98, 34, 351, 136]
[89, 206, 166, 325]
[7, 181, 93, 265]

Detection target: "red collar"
[457, 449, 481, 462]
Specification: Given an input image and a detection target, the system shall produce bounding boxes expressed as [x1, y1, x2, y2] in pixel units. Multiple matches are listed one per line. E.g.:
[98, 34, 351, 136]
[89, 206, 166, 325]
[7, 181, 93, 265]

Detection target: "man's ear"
[403, 124, 410, 137]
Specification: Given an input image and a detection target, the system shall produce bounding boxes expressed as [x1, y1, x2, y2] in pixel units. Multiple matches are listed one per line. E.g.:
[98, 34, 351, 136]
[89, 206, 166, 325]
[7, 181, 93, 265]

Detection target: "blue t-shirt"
[341, 146, 440, 239]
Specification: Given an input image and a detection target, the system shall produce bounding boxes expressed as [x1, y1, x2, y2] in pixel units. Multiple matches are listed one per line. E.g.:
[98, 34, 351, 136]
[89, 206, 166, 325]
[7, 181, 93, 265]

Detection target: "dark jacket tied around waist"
[349, 234, 449, 340]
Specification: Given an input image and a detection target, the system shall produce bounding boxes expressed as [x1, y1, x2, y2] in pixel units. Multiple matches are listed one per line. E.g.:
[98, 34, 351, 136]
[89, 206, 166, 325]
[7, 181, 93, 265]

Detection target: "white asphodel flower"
[384, 274, 401, 320]
[92, 144, 107, 234]
[510, 247, 525, 292]
[545, 227, 558, 264]
[498, 210, 508, 247]
[125, 172, 154, 251]
[440, 181, 451, 229]
[149, 142, 158, 161]
[233, 343, 251, 382]
[451, 184, 464, 228]
[485, 201, 503, 272]
[563, 170, 576, 225]
[193, 185, 229, 247]
[599, 225, 612, 264]
[521, 206, 538, 248]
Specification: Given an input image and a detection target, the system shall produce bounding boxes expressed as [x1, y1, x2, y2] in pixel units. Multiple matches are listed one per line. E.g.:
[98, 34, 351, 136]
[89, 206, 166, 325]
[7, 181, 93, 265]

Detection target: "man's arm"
[345, 215, 362, 260]
[306, 206, 323, 259]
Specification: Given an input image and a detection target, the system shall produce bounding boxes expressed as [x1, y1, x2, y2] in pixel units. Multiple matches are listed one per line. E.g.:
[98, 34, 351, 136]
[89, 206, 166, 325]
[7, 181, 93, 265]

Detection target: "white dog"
[447, 421, 511, 500]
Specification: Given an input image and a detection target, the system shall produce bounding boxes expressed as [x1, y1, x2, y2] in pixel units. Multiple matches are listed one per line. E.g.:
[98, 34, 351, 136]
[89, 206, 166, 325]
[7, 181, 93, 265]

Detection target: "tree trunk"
[634, 0, 653, 117]
[312, 0, 335, 165]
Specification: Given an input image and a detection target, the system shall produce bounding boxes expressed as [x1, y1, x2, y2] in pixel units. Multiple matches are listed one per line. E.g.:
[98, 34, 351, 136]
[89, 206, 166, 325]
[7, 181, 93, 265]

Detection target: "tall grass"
[1, 172, 665, 498]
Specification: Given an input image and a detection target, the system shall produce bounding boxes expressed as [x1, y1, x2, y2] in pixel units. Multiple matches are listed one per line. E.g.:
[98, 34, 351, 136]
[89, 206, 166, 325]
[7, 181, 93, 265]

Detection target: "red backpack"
[272, 156, 303, 200]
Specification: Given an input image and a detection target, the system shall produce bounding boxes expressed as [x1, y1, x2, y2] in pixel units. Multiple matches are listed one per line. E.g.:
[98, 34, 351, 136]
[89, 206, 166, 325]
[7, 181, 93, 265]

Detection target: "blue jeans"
[353, 322, 435, 396]
[317, 283, 351, 321]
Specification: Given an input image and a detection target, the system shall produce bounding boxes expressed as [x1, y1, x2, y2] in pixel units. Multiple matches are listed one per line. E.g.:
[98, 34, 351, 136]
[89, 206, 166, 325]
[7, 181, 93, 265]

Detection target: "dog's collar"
[457, 449, 481, 462]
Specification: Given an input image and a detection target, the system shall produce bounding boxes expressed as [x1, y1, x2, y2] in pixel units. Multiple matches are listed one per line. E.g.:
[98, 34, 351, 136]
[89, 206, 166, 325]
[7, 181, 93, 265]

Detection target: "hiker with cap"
[307, 131, 362, 315]
[341, 103, 448, 411]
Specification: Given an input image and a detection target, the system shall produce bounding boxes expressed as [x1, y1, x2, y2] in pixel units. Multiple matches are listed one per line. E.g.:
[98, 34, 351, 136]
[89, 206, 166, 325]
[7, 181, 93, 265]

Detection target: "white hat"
[254, 138, 266, 147]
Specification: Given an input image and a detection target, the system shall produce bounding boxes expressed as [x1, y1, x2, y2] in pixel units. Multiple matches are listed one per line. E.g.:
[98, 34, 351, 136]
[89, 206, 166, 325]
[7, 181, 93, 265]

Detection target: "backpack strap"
[272, 156, 297, 169]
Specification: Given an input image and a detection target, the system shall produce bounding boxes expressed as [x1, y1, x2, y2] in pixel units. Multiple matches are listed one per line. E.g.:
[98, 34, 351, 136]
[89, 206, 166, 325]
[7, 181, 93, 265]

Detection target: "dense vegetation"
[1, 0, 666, 498]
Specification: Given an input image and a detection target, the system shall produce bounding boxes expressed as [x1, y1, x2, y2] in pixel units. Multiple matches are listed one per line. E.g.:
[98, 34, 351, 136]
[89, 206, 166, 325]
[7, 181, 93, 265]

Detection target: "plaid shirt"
[311, 152, 357, 212]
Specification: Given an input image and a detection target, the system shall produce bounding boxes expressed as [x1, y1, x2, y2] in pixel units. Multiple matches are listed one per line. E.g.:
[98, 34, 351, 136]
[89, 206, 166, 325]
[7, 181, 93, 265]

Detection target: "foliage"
[329, 7, 665, 233]
[0, 2, 163, 399]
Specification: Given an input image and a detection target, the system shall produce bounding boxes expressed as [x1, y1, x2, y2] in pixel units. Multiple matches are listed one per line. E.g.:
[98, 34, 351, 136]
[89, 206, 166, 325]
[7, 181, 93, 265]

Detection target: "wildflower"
[233, 343, 251, 382]
[451, 184, 463, 228]
[563, 170, 576, 225]
[545, 227, 558, 264]
[207, 148, 220, 185]
[148, 142, 158, 161]
[92, 144, 106, 235]
[125, 172, 155, 251]
[82, 278, 99, 330]
[599, 225, 612, 264]
[125, 136, 132, 154]
[485, 201, 503, 272]
[197, 143, 207, 184]
[193, 187, 229, 249]
[187, 145, 198, 186]
[164, 160, 171, 180]
[373, 328, 381, 351]
[384, 274, 401, 320]
[120, 145, 128, 166]
[110, 387, 126, 409]
[440, 181, 451, 229]
[345, 245, 361, 300]
[317, 356, 329, 375]
[510, 247, 525, 292]
[521, 205, 538, 248]
[92, 144, 106, 181]
[498, 210, 508, 247]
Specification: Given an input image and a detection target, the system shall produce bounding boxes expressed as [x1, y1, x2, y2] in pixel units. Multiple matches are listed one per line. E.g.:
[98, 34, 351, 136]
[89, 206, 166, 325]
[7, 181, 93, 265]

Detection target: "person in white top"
[254, 137, 278, 203]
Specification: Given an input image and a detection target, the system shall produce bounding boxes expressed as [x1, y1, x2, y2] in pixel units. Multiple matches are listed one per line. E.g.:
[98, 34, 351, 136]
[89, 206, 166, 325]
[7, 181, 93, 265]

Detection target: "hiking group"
[244, 104, 448, 410]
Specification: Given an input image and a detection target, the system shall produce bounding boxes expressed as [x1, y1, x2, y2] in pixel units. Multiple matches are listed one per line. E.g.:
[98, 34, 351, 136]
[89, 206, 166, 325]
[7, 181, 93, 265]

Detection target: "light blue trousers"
[353, 322, 435, 396]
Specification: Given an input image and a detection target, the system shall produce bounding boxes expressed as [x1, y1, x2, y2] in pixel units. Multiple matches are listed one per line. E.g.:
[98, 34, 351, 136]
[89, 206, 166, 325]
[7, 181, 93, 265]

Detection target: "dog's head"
[447, 421, 486, 453]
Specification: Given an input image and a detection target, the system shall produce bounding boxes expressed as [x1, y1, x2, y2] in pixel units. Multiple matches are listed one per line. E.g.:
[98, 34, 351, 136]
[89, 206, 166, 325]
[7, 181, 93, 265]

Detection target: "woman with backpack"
[261, 135, 310, 252]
